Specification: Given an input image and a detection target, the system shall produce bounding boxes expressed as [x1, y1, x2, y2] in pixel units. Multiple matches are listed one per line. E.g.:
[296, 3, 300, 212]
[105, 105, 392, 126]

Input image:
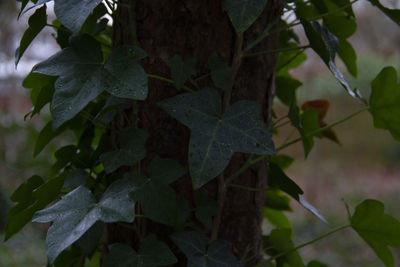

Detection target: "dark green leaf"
[34, 120, 64, 157]
[275, 75, 302, 106]
[128, 157, 188, 227]
[171, 231, 243, 267]
[167, 55, 196, 90]
[288, 95, 313, 156]
[194, 190, 219, 228]
[99, 128, 147, 173]
[103, 235, 177, 267]
[33, 177, 136, 263]
[351, 199, 400, 267]
[267, 229, 305, 267]
[263, 207, 292, 229]
[159, 87, 275, 188]
[224, 0, 268, 34]
[307, 260, 329, 267]
[268, 163, 303, 201]
[54, 0, 103, 32]
[265, 189, 292, 211]
[270, 155, 294, 169]
[337, 39, 357, 77]
[208, 52, 232, 91]
[75, 221, 103, 255]
[367, 0, 400, 26]
[5, 175, 64, 241]
[369, 67, 400, 142]
[63, 169, 89, 189]
[301, 20, 362, 101]
[33, 34, 148, 129]
[15, 5, 47, 66]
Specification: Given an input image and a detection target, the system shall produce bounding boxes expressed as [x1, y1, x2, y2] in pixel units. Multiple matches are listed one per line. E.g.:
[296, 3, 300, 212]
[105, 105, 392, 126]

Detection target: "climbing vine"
[6, 0, 400, 266]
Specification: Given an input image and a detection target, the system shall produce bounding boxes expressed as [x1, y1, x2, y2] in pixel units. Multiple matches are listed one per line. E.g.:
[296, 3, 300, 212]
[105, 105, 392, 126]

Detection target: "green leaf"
[208, 52, 232, 91]
[267, 229, 305, 267]
[99, 128, 147, 173]
[5, 175, 64, 241]
[367, 0, 400, 26]
[63, 169, 89, 189]
[265, 189, 292, 211]
[128, 157, 188, 227]
[171, 231, 242, 267]
[33, 177, 136, 263]
[54, 0, 103, 32]
[369, 67, 400, 142]
[159, 87, 275, 188]
[307, 260, 329, 267]
[194, 190, 219, 229]
[34, 120, 65, 157]
[75, 221, 103, 255]
[103, 235, 177, 267]
[288, 96, 313, 157]
[337, 39, 357, 77]
[166, 55, 196, 90]
[15, 5, 47, 66]
[263, 207, 292, 229]
[224, 0, 268, 34]
[33, 34, 148, 129]
[301, 20, 362, 101]
[270, 155, 294, 170]
[275, 75, 302, 106]
[351, 199, 400, 267]
[268, 163, 303, 201]
[268, 163, 328, 223]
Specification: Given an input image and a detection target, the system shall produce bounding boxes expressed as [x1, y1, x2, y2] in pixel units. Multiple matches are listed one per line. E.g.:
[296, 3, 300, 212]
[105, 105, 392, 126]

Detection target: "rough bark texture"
[112, 0, 281, 266]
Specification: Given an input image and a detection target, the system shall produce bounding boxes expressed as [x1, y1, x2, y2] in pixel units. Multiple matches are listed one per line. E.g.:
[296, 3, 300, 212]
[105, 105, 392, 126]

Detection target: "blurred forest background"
[0, 1, 400, 266]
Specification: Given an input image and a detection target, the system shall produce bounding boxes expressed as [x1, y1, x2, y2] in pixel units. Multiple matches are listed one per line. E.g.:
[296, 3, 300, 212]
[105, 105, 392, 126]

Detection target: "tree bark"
[112, 1, 281, 266]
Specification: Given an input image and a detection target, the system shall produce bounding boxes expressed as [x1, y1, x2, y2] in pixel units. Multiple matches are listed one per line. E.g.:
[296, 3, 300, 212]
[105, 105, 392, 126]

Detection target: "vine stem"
[276, 107, 369, 152]
[225, 107, 369, 183]
[210, 34, 244, 241]
[244, 45, 310, 58]
[147, 74, 196, 93]
[264, 224, 351, 264]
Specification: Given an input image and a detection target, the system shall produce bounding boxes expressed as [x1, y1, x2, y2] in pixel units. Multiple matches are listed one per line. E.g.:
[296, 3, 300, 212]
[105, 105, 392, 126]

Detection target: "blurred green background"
[1, 1, 400, 266]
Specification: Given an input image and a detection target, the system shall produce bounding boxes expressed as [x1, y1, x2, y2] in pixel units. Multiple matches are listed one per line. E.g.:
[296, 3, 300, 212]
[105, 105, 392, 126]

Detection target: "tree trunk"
[112, 1, 281, 266]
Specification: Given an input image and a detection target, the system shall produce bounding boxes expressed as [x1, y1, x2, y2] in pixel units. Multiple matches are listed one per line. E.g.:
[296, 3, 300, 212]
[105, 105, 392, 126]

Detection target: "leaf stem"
[244, 45, 310, 58]
[265, 224, 351, 263]
[277, 107, 369, 152]
[147, 74, 196, 93]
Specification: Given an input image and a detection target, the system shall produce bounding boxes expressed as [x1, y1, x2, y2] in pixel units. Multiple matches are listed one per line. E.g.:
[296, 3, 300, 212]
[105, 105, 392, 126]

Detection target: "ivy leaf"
[54, 0, 103, 32]
[301, 20, 362, 102]
[103, 235, 177, 267]
[337, 39, 357, 77]
[166, 55, 196, 90]
[15, 5, 47, 66]
[63, 169, 89, 189]
[128, 157, 188, 227]
[263, 207, 292, 230]
[369, 67, 400, 142]
[275, 75, 302, 106]
[159, 87, 275, 188]
[99, 128, 147, 173]
[33, 34, 148, 129]
[34, 120, 66, 157]
[351, 199, 400, 267]
[268, 163, 303, 201]
[224, 0, 268, 35]
[367, 0, 400, 26]
[32, 177, 136, 263]
[5, 175, 64, 241]
[171, 231, 243, 267]
[208, 52, 232, 91]
[307, 260, 329, 267]
[267, 229, 305, 267]
[268, 163, 328, 224]
[194, 190, 219, 228]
